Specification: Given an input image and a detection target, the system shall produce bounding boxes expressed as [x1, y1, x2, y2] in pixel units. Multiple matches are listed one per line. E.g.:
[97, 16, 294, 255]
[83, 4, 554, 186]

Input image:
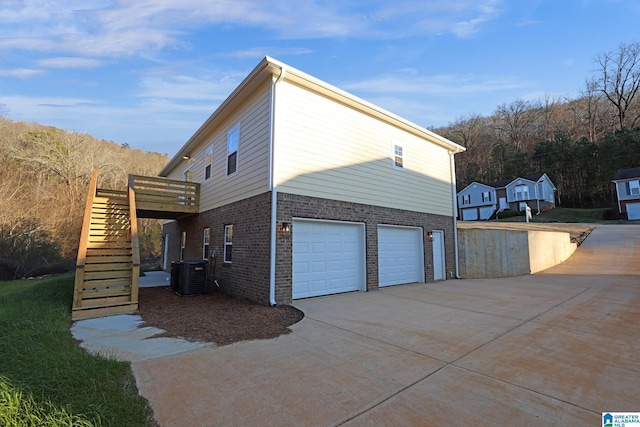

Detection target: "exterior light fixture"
[426, 231, 433, 240]
[182, 154, 191, 160]
[281, 222, 292, 232]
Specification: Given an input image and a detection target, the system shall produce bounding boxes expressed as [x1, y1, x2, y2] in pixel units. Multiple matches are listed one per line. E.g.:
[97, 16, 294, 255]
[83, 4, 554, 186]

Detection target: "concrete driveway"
[130, 224, 640, 426]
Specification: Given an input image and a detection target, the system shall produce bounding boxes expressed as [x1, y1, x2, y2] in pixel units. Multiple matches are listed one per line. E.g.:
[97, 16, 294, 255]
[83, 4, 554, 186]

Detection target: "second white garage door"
[292, 220, 365, 299]
[627, 202, 640, 220]
[378, 225, 425, 287]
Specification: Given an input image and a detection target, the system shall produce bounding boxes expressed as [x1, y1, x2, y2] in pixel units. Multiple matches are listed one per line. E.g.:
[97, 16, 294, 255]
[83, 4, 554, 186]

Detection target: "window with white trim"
[224, 225, 233, 263]
[180, 231, 186, 261]
[629, 180, 640, 196]
[227, 125, 239, 176]
[204, 145, 213, 180]
[482, 191, 491, 203]
[184, 167, 193, 182]
[461, 194, 471, 205]
[393, 144, 404, 169]
[514, 184, 529, 201]
[202, 228, 210, 260]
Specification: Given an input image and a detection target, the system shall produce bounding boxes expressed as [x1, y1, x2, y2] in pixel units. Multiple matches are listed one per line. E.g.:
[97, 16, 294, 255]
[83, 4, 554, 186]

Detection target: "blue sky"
[1, 0, 638, 156]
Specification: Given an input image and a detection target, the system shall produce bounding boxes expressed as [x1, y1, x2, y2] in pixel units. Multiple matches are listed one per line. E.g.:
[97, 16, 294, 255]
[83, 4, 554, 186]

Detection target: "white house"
[159, 57, 466, 306]
[457, 182, 497, 220]
[613, 167, 640, 220]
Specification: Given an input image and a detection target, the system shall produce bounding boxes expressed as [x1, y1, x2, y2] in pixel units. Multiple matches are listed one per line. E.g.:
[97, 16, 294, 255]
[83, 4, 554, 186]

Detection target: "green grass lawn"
[497, 207, 620, 223]
[0, 275, 156, 427]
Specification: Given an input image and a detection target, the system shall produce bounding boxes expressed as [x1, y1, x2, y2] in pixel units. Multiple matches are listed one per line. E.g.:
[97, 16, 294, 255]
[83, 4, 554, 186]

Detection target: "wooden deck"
[73, 171, 199, 320]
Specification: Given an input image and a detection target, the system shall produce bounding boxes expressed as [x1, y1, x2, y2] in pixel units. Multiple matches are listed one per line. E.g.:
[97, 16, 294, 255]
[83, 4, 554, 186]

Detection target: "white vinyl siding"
[274, 81, 453, 217]
[164, 82, 271, 212]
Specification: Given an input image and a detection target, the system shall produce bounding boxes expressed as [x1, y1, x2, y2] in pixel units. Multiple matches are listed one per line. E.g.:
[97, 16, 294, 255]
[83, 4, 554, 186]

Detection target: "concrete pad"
[295, 291, 524, 362]
[343, 365, 595, 426]
[133, 318, 443, 427]
[377, 279, 587, 320]
[71, 314, 212, 362]
[139, 270, 170, 287]
[456, 321, 640, 412]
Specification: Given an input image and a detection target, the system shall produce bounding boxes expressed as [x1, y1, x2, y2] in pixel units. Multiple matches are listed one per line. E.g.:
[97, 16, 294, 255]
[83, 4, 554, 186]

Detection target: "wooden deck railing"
[129, 175, 199, 215]
[73, 169, 98, 309]
[128, 175, 140, 307]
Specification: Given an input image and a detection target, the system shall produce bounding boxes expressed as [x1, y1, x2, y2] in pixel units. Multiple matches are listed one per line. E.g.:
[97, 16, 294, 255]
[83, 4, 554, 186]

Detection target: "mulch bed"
[135, 286, 304, 346]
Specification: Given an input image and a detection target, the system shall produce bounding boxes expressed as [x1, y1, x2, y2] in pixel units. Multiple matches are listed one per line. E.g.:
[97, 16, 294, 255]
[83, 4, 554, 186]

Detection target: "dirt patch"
[135, 286, 304, 346]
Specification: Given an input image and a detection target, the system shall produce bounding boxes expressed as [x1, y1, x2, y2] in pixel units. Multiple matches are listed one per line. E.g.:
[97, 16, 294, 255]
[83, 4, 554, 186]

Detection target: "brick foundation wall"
[163, 191, 457, 307]
[162, 192, 272, 305]
[275, 193, 456, 305]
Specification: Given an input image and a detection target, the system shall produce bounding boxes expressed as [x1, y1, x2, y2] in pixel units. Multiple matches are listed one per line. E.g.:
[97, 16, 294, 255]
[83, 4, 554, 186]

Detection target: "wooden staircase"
[73, 171, 199, 320]
[73, 171, 140, 320]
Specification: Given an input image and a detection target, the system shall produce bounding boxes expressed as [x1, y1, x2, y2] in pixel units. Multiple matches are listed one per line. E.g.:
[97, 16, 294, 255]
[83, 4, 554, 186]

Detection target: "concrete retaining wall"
[458, 228, 577, 279]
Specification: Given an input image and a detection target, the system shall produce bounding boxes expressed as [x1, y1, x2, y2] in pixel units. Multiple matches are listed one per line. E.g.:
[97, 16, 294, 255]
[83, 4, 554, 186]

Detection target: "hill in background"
[0, 116, 171, 280]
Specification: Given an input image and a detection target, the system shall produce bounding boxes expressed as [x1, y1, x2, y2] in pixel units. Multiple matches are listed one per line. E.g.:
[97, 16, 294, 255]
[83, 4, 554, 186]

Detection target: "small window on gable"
[224, 225, 233, 263]
[482, 191, 491, 202]
[204, 146, 213, 180]
[461, 194, 471, 205]
[393, 144, 404, 169]
[227, 125, 239, 176]
[629, 180, 640, 196]
[202, 228, 210, 260]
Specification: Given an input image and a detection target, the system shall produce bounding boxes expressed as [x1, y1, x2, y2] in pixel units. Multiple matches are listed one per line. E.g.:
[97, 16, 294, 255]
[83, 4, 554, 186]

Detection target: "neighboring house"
[457, 182, 497, 220]
[490, 173, 556, 215]
[612, 167, 640, 220]
[159, 57, 466, 306]
[458, 173, 556, 220]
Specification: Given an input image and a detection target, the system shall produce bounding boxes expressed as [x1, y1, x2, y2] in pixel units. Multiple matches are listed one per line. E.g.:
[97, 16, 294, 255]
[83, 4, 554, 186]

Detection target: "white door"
[462, 209, 478, 221]
[378, 226, 424, 287]
[627, 202, 640, 220]
[499, 197, 508, 210]
[292, 220, 365, 299]
[432, 230, 446, 281]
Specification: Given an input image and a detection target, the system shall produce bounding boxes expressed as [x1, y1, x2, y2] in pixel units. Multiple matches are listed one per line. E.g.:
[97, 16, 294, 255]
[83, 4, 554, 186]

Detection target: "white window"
[461, 194, 471, 205]
[202, 228, 210, 260]
[184, 167, 193, 182]
[204, 145, 213, 180]
[514, 184, 529, 201]
[224, 225, 233, 263]
[227, 125, 239, 176]
[482, 191, 491, 203]
[629, 180, 640, 196]
[393, 144, 404, 169]
[180, 231, 186, 262]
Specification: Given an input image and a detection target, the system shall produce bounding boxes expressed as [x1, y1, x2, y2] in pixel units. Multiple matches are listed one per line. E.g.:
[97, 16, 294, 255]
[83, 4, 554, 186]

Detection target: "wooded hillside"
[0, 116, 170, 280]
[436, 41, 640, 208]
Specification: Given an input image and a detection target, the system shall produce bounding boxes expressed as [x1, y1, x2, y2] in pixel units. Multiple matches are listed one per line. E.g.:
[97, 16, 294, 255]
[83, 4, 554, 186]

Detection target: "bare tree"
[596, 41, 640, 130]
[493, 99, 541, 153]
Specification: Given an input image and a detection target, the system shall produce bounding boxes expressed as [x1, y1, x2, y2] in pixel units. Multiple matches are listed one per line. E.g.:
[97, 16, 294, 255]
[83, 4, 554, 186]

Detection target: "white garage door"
[292, 220, 365, 299]
[479, 206, 495, 220]
[462, 209, 478, 221]
[378, 226, 424, 287]
[627, 202, 640, 220]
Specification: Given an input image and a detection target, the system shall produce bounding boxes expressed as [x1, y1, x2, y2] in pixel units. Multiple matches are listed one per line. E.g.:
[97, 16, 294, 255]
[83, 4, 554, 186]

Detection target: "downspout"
[449, 151, 461, 279]
[269, 65, 286, 306]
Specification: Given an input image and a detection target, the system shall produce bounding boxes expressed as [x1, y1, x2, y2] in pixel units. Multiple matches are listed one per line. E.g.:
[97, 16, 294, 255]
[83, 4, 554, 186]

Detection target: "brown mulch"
[135, 286, 304, 346]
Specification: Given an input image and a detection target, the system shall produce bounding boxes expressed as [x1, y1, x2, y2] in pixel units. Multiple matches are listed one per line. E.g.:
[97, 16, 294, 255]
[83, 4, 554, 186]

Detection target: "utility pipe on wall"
[268, 65, 286, 306]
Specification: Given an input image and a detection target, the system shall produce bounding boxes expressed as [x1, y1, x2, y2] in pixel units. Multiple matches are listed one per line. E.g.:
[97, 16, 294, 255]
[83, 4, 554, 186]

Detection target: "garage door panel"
[378, 226, 424, 287]
[627, 202, 640, 220]
[293, 220, 365, 299]
[462, 209, 478, 221]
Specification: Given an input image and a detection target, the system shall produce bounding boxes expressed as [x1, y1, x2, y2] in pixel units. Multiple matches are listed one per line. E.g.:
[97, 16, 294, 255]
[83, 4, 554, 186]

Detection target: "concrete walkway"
[92, 225, 640, 426]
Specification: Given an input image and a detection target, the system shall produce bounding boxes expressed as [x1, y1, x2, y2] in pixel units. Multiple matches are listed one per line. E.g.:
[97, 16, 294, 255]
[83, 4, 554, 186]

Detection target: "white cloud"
[0, 0, 505, 59]
[343, 71, 527, 97]
[37, 57, 105, 68]
[0, 68, 44, 78]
